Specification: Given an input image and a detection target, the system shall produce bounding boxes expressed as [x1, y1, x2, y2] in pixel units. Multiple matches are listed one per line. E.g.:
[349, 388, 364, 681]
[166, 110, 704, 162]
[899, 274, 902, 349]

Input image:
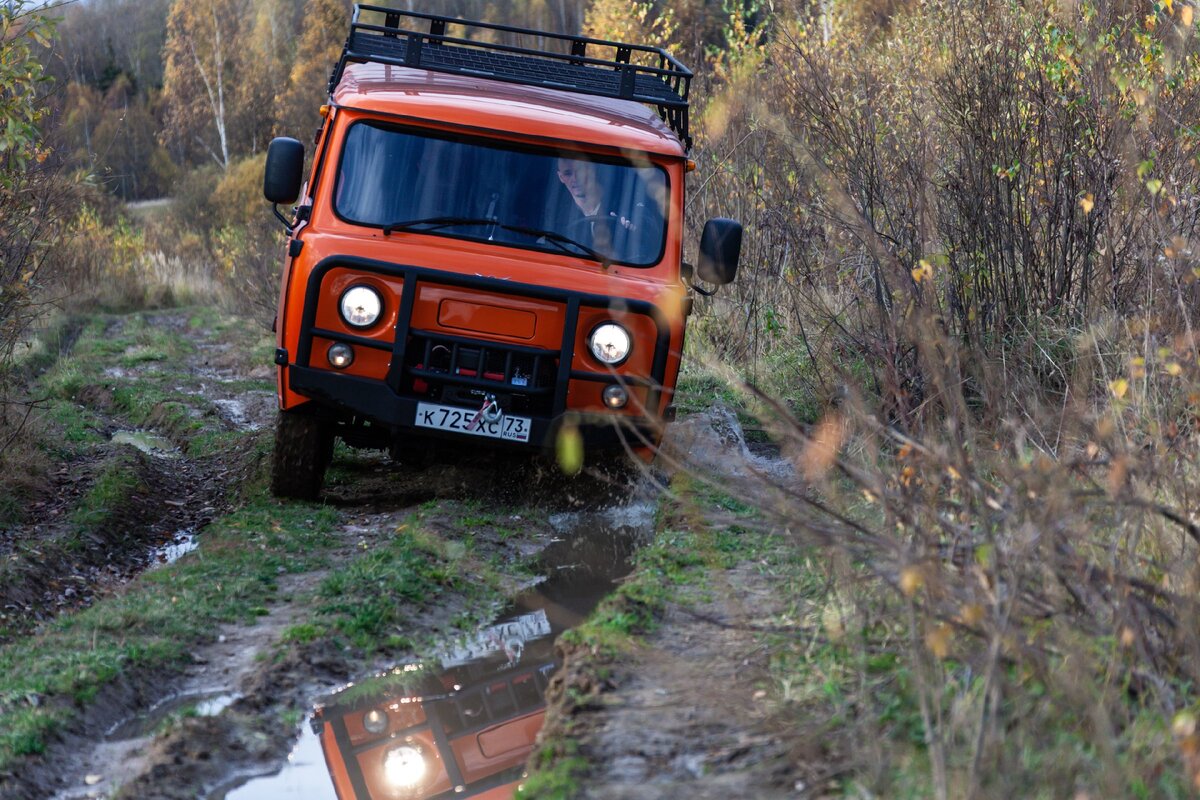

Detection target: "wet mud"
[5, 308, 807, 800]
[533, 410, 811, 800]
[213, 503, 652, 800]
[0, 313, 273, 639]
[29, 496, 654, 800]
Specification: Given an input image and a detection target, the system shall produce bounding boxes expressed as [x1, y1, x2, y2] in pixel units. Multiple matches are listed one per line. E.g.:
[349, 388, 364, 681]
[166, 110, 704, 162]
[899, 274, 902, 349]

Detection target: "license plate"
[414, 402, 532, 443]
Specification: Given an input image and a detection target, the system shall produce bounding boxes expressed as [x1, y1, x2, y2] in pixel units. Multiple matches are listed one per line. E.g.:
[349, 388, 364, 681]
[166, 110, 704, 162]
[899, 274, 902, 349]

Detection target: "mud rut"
[6, 311, 797, 800]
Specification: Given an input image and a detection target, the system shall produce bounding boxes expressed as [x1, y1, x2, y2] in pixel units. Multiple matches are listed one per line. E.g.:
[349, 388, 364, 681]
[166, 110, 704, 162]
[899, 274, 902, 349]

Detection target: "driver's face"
[557, 158, 601, 212]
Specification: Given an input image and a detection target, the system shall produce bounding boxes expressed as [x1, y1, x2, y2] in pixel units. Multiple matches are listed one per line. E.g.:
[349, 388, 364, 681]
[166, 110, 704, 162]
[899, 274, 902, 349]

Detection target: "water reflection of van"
[314, 611, 558, 799]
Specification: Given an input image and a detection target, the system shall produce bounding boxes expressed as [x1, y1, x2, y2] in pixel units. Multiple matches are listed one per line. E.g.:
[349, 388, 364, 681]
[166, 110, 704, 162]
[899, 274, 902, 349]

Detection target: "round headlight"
[588, 323, 631, 366]
[383, 745, 427, 788]
[362, 708, 388, 734]
[339, 285, 383, 328]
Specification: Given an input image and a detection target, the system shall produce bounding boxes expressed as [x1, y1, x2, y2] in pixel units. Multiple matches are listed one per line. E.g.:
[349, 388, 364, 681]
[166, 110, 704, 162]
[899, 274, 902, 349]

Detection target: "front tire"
[271, 410, 333, 500]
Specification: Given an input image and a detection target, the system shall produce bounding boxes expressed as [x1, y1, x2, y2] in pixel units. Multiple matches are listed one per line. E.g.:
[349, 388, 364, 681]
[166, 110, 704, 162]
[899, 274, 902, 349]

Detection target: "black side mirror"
[264, 137, 305, 204]
[697, 218, 742, 285]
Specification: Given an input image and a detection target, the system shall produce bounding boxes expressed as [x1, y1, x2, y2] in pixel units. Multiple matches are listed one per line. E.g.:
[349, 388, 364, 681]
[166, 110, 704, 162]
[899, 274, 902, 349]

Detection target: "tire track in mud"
[0, 313, 263, 640]
[7, 309, 797, 800]
[34, 473, 659, 800]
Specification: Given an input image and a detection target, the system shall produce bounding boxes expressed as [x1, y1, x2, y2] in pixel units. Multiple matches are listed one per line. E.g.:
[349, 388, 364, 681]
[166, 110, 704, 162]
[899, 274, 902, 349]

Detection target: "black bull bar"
[285, 256, 673, 449]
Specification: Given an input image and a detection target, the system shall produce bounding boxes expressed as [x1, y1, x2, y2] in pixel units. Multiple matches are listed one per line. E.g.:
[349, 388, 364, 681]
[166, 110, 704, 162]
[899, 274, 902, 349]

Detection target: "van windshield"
[334, 122, 669, 267]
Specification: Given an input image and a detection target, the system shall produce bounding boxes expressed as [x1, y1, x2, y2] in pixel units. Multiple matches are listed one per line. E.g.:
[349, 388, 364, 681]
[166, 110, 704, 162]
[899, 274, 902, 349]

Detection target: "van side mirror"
[264, 137, 305, 204]
[697, 218, 742, 285]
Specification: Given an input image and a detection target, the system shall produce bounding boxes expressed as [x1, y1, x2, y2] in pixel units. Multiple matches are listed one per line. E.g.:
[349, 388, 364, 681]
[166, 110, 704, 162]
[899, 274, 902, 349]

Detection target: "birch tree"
[161, 0, 241, 169]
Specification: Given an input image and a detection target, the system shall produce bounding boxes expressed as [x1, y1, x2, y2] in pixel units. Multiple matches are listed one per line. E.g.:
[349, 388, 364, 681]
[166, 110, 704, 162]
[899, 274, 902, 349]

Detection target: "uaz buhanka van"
[263, 5, 741, 498]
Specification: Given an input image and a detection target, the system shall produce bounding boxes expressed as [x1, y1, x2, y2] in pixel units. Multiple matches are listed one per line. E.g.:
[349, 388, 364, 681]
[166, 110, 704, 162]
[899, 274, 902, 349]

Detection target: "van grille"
[436, 665, 553, 737]
[402, 330, 559, 416]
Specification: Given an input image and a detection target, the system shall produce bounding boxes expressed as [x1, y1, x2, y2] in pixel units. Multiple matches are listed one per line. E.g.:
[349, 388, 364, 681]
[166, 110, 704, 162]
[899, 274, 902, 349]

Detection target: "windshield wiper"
[381, 216, 496, 236]
[492, 222, 611, 267]
[381, 216, 611, 266]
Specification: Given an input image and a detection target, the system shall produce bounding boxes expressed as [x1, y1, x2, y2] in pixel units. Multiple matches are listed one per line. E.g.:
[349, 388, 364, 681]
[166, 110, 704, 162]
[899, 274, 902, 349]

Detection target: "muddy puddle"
[111, 430, 179, 457]
[149, 529, 199, 565]
[210, 500, 655, 800]
[106, 690, 242, 740]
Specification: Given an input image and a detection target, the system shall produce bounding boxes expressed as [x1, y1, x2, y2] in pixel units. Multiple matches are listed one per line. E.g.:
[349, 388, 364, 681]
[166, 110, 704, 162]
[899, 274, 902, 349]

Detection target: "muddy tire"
[271, 410, 333, 500]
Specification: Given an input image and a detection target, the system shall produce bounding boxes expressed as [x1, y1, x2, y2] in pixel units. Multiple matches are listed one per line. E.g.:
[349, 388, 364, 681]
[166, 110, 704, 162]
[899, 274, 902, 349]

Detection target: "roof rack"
[330, 4, 693, 150]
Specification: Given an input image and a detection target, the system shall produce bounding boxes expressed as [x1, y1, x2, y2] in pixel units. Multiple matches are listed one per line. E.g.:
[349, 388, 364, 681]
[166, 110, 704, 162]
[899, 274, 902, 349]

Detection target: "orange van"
[315, 610, 557, 799]
[264, 5, 741, 498]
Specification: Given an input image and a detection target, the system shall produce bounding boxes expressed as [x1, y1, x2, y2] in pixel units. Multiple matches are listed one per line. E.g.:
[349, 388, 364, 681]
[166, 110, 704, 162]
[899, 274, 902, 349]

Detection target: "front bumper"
[286, 256, 672, 450]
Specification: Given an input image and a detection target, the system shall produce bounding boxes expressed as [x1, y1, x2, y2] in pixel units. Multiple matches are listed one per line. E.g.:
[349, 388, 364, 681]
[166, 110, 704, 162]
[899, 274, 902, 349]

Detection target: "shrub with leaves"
[665, 0, 1200, 794]
[0, 2, 66, 404]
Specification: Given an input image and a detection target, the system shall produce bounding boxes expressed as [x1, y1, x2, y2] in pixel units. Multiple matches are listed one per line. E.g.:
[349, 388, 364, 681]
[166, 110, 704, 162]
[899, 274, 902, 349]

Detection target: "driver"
[556, 156, 636, 249]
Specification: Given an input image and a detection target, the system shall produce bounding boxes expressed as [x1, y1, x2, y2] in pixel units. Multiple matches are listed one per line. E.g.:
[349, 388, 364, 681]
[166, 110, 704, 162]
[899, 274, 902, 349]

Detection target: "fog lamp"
[602, 384, 628, 409]
[362, 708, 388, 734]
[383, 744, 427, 788]
[327, 343, 354, 369]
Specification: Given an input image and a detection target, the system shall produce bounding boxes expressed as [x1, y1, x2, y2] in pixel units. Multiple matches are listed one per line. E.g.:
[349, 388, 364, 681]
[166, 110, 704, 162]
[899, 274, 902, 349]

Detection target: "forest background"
[3, 0, 1200, 796]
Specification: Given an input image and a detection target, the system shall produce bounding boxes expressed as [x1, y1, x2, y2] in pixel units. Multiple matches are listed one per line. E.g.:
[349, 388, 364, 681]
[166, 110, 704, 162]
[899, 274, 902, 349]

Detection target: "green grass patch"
[42, 400, 106, 448]
[69, 454, 143, 533]
[0, 497, 339, 769]
[317, 522, 468, 651]
[517, 739, 589, 800]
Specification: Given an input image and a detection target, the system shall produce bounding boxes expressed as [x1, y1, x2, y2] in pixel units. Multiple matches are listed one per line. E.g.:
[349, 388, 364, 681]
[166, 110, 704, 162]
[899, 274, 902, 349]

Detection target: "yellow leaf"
[959, 604, 985, 626]
[1165, 362, 1183, 376]
[925, 624, 952, 659]
[798, 411, 845, 480]
[555, 424, 584, 475]
[1109, 378, 1129, 399]
[1079, 193, 1094, 214]
[911, 260, 933, 284]
[1184, 6, 1194, 27]
[899, 566, 924, 597]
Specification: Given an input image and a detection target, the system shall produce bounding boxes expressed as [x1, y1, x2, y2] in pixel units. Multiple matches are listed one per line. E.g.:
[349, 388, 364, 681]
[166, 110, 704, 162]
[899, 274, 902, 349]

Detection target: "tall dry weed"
[665, 0, 1200, 794]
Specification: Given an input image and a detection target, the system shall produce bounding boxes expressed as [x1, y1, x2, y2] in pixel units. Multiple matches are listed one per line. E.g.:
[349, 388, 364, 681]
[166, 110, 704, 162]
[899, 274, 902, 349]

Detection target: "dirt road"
[0, 309, 804, 800]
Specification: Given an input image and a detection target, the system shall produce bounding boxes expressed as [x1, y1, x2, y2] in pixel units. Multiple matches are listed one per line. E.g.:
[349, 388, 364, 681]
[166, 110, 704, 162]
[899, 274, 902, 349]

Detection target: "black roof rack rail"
[329, 4, 693, 150]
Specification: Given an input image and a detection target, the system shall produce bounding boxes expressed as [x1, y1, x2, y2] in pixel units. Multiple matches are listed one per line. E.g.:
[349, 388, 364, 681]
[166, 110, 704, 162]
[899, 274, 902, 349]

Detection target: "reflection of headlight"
[588, 323, 631, 365]
[339, 285, 382, 328]
[362, 708, 388, 734]
[383, 745, 426, 788]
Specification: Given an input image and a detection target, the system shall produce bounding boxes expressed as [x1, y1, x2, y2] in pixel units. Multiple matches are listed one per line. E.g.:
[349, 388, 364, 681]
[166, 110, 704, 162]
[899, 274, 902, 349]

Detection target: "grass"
[68, 454, 144, 532]
[521, 476, 783, 798]
[516, 740, 590, 800]
[558, 477, 763, 659]
[315, 510, 514, 653]
[0, 497, 339, 768]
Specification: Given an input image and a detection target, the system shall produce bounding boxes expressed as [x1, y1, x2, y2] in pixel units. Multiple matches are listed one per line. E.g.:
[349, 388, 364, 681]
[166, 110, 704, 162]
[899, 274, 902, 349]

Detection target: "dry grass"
[642, 0, 1200, 794]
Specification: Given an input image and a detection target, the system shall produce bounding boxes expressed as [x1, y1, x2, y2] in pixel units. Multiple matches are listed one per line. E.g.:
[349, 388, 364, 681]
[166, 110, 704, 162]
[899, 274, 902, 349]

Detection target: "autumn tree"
[161, 0, 244, 169]
[49, 0, 172, 93]
[273, 0, 349, 141]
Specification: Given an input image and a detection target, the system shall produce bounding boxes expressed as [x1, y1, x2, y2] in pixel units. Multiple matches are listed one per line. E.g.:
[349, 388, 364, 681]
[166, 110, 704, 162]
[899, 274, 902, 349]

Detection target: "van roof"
[332, 63, 687, 159]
